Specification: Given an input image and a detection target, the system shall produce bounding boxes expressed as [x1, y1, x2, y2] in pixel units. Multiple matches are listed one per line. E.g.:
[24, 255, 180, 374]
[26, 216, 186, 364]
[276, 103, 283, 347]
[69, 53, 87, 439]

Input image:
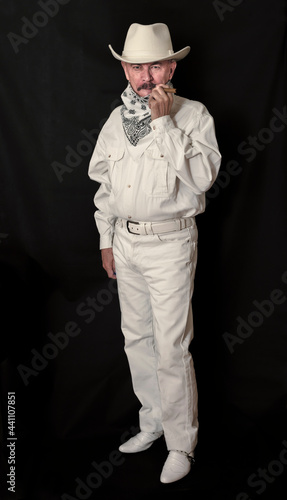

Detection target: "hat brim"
[108, 44, 190, 63]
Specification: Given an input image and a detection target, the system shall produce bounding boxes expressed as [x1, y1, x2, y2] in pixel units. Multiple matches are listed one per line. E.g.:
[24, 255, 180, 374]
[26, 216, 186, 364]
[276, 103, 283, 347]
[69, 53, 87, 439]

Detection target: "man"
[88, 23, 221, 483]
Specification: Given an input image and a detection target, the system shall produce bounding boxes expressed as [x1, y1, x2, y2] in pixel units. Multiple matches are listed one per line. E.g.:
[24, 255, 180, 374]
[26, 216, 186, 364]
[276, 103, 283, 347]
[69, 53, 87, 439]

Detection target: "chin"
[137, 89, 151, 97]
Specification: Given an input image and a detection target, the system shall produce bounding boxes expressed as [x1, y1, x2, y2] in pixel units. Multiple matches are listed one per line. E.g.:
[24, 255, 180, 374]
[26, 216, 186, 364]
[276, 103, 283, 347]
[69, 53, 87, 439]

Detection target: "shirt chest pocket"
[107, 148, 125, 195]
[143, 149, 176, 198]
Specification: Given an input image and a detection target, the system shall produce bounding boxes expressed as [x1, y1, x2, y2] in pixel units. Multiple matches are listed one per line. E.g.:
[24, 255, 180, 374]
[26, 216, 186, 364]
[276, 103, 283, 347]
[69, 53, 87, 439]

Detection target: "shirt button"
[128, 215, 132, 219]
[127, 184, 131, 188]
[153, 126, 156, 130]
[160, 154, 164, 157]
[108, 154, 111, 158]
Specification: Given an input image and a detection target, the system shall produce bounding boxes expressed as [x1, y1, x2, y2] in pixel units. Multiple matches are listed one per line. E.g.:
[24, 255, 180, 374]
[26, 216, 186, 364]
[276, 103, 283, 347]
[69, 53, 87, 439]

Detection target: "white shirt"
[88, 95, 221, 249]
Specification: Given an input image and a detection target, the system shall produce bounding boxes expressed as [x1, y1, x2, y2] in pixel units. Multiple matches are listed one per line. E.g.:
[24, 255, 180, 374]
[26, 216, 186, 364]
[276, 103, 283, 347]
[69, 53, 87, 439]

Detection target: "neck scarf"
[120, 83, 152, 146]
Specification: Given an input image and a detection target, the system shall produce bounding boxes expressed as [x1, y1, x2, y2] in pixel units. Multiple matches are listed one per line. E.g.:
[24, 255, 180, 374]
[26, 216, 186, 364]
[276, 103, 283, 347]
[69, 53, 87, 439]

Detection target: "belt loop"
[144, 222, 153, 235]
[180, 218, 187, 230]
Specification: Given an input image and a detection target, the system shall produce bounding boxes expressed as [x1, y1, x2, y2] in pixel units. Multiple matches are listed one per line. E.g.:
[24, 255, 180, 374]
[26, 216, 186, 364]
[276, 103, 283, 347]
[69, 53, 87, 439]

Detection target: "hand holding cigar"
[149, 84, 175, 120]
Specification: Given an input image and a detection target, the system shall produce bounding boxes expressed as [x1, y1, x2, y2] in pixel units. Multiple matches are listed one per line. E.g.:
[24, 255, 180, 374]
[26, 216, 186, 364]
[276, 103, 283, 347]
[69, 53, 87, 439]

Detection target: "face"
[121, 60, 177, 97]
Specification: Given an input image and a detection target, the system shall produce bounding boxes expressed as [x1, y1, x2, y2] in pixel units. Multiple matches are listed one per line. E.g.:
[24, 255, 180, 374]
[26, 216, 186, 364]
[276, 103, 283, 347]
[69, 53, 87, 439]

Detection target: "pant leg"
[113, 221, 163, 432]
[138, 224, 199, 455]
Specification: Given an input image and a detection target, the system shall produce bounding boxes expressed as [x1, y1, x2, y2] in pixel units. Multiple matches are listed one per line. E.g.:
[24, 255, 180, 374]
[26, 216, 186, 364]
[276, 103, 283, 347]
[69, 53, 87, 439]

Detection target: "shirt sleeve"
[150, 109, 221, 195]
[88, 134, 116, 249]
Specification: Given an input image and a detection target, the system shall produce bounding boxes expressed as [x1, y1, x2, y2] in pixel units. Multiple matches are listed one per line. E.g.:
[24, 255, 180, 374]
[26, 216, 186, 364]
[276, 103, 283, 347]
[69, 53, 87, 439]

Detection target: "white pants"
[113, 218, 199, 455]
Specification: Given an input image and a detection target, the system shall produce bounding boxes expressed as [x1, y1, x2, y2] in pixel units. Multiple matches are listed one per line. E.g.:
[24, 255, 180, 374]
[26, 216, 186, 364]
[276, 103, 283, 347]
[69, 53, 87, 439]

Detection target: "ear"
[121, 61, 129, 81]
[169, 61, 177, 80]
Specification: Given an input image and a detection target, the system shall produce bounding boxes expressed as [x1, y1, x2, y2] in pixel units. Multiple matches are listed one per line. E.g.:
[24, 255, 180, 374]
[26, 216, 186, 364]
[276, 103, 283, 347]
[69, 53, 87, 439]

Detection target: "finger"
[107, 267, 117, 279]
[155, 84, 173, 94]
[152, 88, 172, 105]
[157, 84, 171, 92]
[112, 259, 117, 278]
[148, 95, 158, 110]
[152, 86, 167, 98]
[158, 86, 174, 102]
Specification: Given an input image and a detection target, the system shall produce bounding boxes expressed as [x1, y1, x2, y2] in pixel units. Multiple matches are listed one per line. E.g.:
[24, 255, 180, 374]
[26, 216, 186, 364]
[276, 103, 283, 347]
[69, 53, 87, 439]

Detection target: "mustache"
[137, 82, 156, 91]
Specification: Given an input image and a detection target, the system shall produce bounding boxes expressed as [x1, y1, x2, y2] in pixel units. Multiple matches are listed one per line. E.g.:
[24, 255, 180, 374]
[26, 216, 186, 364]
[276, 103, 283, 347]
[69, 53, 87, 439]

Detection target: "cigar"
[164, 87, 176, 93]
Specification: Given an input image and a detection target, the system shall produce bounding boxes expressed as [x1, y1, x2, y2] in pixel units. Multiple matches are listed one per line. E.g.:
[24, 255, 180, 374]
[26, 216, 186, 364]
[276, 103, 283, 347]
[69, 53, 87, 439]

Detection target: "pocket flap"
[145, 148, 166, 160]
[106, 149, 125, 161]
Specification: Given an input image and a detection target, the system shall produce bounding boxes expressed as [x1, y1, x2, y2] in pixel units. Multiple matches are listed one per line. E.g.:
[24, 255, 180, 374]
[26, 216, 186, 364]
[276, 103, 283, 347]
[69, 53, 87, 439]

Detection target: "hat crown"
[123, 23, 173, 58]
[108, 22, 190, 64]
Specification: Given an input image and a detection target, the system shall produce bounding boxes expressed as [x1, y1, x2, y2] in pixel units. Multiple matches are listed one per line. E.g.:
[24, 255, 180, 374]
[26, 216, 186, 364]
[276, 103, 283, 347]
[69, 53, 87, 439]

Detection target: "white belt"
[124, 217, 194, 236]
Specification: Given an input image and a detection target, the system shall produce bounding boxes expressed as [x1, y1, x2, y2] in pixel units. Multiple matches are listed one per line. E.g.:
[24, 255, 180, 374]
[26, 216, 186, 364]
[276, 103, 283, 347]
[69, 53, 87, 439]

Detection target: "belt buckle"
[127, 220, 139, 234]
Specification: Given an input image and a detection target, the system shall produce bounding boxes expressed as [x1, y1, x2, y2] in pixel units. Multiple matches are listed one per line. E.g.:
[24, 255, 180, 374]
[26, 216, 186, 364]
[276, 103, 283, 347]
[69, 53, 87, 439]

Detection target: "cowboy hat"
[109, 23, 190, 64]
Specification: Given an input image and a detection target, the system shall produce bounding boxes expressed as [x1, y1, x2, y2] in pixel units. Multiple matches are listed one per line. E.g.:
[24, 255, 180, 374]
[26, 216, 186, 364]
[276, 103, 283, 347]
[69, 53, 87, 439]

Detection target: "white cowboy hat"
[109, 23, 190, 64]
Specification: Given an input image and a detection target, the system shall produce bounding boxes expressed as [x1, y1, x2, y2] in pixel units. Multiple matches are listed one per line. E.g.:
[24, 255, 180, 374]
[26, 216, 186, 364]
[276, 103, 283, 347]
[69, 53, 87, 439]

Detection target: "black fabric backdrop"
[0, 1, 287, 499]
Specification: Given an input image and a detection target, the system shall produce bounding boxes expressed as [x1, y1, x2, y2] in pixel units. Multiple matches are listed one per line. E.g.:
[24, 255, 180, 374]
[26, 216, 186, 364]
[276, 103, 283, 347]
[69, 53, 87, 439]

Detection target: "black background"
[0, 1, 287, 499]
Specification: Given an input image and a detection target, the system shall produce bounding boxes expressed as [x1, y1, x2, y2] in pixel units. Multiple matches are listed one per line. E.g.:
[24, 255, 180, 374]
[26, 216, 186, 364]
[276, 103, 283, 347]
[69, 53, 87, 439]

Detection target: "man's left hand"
[149, 85, 173, 121]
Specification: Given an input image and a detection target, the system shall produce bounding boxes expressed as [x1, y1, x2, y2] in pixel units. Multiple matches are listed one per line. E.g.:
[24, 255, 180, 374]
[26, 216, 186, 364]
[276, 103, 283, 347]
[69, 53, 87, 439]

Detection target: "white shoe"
[160, 450, 194, 483]
[119, 431, 163, 453]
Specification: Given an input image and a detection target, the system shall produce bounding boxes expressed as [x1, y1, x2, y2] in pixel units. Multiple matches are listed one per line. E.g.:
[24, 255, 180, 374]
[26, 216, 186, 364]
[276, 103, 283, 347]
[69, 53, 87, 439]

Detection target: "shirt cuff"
[150, 115, 175, 136]
[99, 235, 113, 250]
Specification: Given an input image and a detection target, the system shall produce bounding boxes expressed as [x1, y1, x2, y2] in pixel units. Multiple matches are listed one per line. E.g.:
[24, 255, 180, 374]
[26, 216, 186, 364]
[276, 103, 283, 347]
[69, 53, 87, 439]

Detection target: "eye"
[132, 65, 142, 71]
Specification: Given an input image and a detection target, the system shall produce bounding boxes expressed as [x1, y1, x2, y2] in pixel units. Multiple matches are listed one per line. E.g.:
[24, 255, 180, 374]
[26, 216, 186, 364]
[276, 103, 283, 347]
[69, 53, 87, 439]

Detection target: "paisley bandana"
[120, 83, 152, 146]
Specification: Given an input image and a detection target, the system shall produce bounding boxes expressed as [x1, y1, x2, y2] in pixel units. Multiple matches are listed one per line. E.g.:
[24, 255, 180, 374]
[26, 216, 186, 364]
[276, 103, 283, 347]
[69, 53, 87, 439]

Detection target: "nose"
[141, 66, 153, 81]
